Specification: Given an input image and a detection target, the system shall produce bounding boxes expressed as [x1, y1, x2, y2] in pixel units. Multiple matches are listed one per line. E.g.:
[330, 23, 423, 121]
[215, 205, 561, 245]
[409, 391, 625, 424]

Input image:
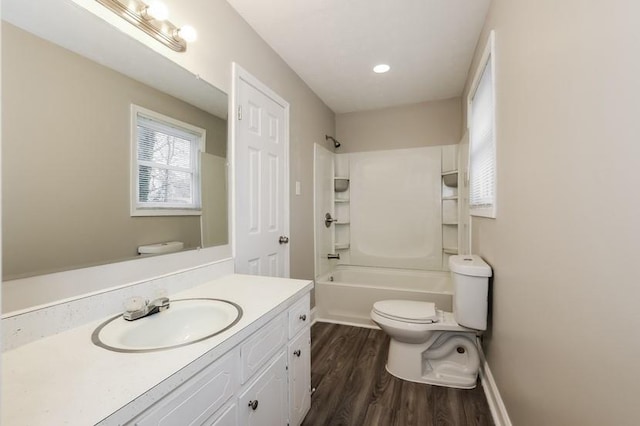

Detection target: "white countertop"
[1, 274, 313, 425]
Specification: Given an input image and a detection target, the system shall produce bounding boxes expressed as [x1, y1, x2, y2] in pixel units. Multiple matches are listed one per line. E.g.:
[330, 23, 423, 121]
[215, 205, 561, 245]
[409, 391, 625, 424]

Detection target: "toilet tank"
[449, 255, 492, 330]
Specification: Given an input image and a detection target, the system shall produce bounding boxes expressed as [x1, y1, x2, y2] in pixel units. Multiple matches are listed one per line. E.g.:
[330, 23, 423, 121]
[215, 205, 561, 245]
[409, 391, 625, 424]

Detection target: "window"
[131, 105, 205, 216]
[468, 30, 496, 218]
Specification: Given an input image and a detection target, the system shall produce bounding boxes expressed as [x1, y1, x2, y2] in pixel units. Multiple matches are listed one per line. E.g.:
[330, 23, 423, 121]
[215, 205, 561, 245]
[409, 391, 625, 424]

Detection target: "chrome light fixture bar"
[96, 0, 188, 52]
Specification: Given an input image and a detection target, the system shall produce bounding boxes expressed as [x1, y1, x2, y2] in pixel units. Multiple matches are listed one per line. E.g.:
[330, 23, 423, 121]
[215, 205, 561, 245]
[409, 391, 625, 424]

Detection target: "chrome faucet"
[123, 297, 170, 321]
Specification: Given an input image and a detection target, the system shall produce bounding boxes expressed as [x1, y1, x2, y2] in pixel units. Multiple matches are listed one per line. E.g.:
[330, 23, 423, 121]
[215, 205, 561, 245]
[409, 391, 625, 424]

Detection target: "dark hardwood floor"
[301, 322, 494, 426]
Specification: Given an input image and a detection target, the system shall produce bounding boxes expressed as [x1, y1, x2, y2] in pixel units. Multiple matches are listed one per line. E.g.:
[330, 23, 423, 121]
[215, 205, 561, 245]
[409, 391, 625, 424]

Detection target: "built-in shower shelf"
[334, 177, 350, 192]
[441, 170, 458, 187]
[334, 199, 350, 203]
[443, 247, 459, 255]
[442, 195, 458, 201]
[335, 242, 350, 250]
[334, 221, 350, 225]
[442, 222, 458, 226]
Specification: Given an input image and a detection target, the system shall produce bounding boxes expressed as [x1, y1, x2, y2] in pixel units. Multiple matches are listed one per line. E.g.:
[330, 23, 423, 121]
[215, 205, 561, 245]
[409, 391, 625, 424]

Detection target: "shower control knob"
[293, 349, 301, 357]
[248, 400, 259, 410]
[279, 236, 289, 244]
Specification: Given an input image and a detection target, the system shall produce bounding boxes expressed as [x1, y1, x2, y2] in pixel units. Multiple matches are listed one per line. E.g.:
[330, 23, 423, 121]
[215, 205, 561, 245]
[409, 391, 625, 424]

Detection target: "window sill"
[131, 208, 202, 217]
[470, 206, 496, 219]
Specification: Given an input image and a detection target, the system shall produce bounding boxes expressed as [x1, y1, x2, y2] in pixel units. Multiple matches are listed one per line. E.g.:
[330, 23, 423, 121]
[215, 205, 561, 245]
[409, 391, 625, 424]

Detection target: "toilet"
[370, 255, 492, 389]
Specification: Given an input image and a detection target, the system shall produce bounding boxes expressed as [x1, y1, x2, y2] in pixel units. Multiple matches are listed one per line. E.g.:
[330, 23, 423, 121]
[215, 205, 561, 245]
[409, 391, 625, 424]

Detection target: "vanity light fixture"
[96, 0, 197, 52]
[175, 25, 198, 43]
[142, 1, 169, 21]
[373, 64, 391, 74]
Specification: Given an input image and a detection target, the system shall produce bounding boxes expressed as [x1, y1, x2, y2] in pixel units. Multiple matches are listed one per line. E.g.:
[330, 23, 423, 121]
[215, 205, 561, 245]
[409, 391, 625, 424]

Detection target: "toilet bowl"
[370, 255, 492, 389]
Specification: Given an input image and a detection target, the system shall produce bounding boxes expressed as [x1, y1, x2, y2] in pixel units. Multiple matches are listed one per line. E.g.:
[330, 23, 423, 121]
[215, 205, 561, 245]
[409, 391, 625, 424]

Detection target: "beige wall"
[464, 1, 640, 424]
[335, 98, 461, 153]
[2, 23, 228, 279]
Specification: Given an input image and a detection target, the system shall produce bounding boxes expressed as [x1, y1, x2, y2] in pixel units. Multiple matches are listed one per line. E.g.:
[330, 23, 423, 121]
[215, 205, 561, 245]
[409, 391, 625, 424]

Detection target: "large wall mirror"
[2, 1, 230, 310]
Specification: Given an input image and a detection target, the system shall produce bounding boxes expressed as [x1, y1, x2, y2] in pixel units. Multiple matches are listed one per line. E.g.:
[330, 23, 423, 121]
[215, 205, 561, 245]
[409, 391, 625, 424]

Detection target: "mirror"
[1, 2, 229, 284]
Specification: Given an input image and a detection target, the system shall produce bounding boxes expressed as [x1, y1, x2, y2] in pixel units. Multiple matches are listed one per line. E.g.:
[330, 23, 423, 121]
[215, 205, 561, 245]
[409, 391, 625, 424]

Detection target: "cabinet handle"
[248, 400, 259, 410]
[299, 314, 307, 321]
[293, 349, 301, 357]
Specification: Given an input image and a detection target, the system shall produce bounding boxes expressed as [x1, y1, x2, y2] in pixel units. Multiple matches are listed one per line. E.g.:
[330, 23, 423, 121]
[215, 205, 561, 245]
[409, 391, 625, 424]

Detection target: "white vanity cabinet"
[132, 350, 240, 426]
[237, 351, 288, 425]
[287, 294, 312, 426]
[236, 292, 311, 426]
[122, 291, 311, 426]
[288, 327, 311, 426]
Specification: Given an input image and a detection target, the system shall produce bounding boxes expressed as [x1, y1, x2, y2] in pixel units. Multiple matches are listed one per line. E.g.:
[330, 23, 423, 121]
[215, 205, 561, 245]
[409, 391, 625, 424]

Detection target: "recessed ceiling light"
[373, 64, 391, 74]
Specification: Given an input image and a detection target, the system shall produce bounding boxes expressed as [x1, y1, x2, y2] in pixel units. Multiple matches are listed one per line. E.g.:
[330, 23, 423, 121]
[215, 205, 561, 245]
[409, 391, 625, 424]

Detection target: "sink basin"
[92, 298, 242, 353]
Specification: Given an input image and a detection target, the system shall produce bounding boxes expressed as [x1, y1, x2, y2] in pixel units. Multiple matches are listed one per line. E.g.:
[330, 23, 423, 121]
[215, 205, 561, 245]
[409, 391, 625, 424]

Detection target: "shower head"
[326, 135, 341, 149]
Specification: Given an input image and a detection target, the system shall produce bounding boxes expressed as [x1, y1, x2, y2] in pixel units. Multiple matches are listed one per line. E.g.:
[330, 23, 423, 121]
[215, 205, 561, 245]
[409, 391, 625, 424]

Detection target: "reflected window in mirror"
[132, 105, 205, 216]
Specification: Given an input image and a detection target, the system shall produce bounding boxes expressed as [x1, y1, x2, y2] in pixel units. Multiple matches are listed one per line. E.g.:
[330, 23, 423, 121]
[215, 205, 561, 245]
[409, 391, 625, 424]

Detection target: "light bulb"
[145, 1, 169, 21]
[373, 64, 391, 74]
[176, 25, 197, 43]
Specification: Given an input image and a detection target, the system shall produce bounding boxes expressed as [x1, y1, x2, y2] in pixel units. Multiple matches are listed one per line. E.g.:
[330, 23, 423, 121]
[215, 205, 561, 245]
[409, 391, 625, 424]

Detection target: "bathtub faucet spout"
[327, 253, 340, 260]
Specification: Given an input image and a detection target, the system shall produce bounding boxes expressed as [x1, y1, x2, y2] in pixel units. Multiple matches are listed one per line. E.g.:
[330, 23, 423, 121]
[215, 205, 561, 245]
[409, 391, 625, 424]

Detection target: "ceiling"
[226, 0, 491, 114]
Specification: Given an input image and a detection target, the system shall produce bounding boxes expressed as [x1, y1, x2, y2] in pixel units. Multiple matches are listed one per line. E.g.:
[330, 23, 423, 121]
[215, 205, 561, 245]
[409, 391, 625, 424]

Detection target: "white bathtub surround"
[2, 258, 234, 350]
[349, 147, 442, 270]
[1, 274, 313, 425]
[313, 144, 336, 279]
[315, 265, 452, 327]
[314, 144, 463, 284]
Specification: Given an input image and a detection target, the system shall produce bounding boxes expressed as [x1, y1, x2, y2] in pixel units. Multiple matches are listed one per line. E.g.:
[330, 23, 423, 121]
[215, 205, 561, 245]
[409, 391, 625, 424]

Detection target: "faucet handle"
[124, 296, 145, 313]
[152, 296, 170, 311]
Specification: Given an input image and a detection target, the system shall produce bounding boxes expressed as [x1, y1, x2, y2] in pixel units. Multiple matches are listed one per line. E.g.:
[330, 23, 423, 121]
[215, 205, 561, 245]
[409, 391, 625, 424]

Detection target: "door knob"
[248, 400, 259, 410]
[293, 349, 301, 357]
[279, 236, 289, 244]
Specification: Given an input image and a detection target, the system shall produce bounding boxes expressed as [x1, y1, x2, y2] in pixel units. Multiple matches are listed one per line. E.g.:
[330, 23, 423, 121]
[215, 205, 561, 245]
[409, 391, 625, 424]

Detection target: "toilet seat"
[372, 300, 439, 324]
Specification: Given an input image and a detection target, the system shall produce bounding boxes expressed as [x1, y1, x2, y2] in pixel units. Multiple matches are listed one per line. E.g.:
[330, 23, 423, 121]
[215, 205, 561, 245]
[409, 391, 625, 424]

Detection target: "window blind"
[136, 114, 201, 209]
[469, 57, 496, 216]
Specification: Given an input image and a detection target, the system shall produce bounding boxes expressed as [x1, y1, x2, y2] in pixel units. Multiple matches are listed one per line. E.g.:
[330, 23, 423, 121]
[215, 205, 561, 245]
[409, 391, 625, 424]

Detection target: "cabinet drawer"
[240, 312, 287, 383]
[134, 349, 239, 426]
[288, 293, 310, 339]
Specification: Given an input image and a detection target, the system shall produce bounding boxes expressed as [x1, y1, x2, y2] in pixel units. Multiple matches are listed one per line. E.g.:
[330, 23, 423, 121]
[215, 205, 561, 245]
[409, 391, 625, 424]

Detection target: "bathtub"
[314, 265, 453, 328]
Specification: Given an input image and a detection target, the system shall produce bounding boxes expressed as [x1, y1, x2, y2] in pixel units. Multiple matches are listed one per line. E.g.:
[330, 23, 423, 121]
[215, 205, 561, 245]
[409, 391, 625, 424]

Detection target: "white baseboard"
[478, 340, 512, 426]
[310, 306, 319, 326]
[311, 315, 380, 330]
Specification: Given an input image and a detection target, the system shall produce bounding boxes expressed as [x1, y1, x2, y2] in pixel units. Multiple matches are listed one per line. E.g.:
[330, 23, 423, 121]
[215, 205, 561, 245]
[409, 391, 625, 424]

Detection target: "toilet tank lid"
[449, 255, 492, 277]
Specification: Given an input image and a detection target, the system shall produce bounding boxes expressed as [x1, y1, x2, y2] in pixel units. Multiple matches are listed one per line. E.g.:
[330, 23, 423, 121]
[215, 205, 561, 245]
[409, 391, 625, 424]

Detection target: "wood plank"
[302, 323, 494, 426]
[330, 328, 388, 425]
[303, 324, 370, 425]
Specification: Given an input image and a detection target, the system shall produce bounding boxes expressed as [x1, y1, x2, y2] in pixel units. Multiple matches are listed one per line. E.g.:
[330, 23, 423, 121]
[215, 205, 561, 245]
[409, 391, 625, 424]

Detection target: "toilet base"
[386, 332, 480, 389]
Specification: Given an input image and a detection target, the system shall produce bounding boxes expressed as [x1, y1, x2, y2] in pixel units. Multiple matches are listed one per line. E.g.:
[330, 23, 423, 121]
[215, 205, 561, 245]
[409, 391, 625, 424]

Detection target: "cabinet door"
[202, 402, 237, 426]
[288, 328, 311, 426]
[133, 350, 239, 426]
[238, 351, 288, 426]
[241, 312, 287, 383]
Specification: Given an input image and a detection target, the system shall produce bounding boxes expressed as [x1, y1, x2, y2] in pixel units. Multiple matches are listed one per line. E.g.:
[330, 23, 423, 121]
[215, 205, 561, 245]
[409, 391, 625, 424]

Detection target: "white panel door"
[234, 65, 289, 277]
